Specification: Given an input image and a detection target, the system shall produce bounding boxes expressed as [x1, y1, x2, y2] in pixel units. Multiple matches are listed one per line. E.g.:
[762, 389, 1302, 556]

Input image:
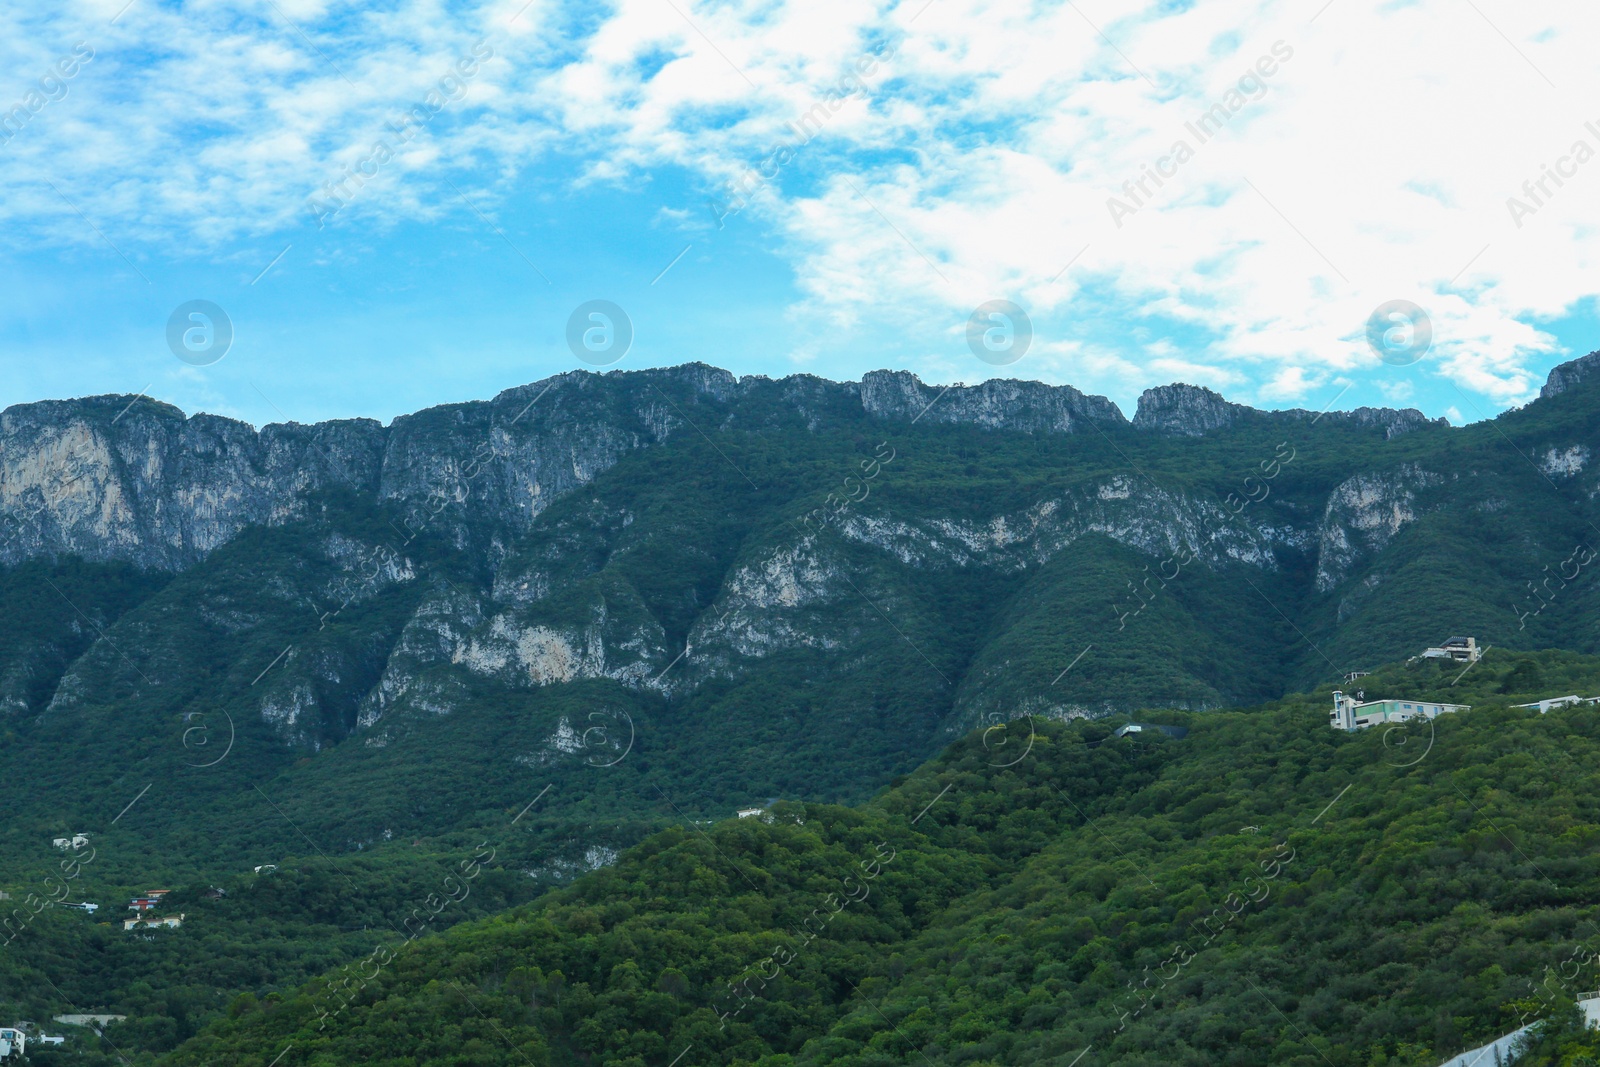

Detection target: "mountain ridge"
[0, 358, 1498, 571]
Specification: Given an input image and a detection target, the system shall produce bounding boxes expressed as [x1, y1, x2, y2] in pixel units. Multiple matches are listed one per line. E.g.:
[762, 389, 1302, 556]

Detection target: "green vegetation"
[94, 650, 1600, 1065]
[5, 368, 1600, 1063]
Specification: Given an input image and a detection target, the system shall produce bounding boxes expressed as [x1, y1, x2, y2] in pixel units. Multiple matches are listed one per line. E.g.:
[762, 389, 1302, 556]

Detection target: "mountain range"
[4, 352, 1600, 1064]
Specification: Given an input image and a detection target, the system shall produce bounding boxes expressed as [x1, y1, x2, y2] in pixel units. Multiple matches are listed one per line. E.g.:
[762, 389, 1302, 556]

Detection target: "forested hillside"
[149, 649, 1600, 1067]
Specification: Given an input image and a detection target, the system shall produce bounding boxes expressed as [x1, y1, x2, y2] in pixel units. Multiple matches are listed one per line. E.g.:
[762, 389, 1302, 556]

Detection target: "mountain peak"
[1132, 383, 1247, 436]
[1540, 350, 1600, 398]
[857, 371, 1127, 433]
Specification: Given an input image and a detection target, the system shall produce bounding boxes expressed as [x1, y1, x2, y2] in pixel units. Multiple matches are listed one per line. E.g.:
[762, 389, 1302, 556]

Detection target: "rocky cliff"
[0, 365, 1456, 572]
[4, 350, 1600, 877]
[1541, 349, 1600, 398]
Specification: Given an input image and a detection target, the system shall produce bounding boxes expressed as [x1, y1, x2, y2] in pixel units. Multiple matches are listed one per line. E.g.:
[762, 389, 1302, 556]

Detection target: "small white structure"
[1343, 670, 1371, 683]
[54, 1015, 126, 1028]
[736, 808, 764, 819]
[60, 902, 98, 914]
[1417, 636, 1480, 663]
[0, 1028, 23, 1060]
[1330, 691, 1470, 732]
[1436, 995, 1600, 1067]
[37, 1035, 65, 1047]
[1114, 723, 1189, 739]
[253, 864, 278, 874]
[124, 914, 184, 931]
[51, 834, 90, 851]
[1513, 695, 1600, 714]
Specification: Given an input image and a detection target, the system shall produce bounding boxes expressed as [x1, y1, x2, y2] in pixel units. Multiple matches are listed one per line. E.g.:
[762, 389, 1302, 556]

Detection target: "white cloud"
[2, 0, 1597, 407]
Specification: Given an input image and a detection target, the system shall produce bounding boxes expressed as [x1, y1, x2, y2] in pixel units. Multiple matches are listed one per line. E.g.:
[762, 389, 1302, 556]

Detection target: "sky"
[1, 0, 1598, 429]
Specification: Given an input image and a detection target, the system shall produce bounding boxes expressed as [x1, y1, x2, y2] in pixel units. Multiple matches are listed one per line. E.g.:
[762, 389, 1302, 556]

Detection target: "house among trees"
[1416, 636, 1481, 663]
[124, 914, 184, 932]
[1512, 694, 1600, 713]
[1330, 691, 1471, 731]
[51, 834, 89, 850]
[1113, 723, 1189, 739]
[127, 890, 170, 913]
[0, 1028, 22, 1060]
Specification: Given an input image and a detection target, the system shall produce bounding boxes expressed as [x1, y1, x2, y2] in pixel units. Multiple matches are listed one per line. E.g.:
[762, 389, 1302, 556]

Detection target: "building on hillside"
[123, 914, 184, 932]
[1417, 636, 1481, 663]
[1343, 670, 1370, 683]
[1330, 691, 1470, 731]
[253, 864, 277, 874]
[51, 834, 90, 851]
[60, 902, 98, 914]
[1512, 695, 1600, 714]
[736, 808, 764, 819]
[127, 890, 170, 913]
[0, 1028, 22, 1061]
[1113, 723, 1190, 739]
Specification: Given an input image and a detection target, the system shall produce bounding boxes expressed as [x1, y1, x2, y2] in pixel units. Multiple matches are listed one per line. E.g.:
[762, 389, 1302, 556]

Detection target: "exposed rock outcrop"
[1314, 464, 1445, 591]
[0, 362, 1526, 581]
[1541, 350, 1600, 398]
[1132, 384, 1248, 436]
[859, 372, 1128, 433]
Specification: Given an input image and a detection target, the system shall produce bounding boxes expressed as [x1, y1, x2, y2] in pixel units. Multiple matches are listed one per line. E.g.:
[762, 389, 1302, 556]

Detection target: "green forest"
[6, 649, 1600, 1065]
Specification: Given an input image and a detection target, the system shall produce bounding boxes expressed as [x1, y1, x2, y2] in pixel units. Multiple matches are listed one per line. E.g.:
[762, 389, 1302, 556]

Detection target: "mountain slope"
[157, 649, 1600, 1067]
[7, 357, 1600, 1063]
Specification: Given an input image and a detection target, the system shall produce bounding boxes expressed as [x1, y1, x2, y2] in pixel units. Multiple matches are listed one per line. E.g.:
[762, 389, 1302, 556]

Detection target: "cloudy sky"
[1, 0, 1596, 427]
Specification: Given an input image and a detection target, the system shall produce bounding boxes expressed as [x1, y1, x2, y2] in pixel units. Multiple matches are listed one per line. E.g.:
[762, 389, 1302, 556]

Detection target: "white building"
[736, 808, 764, 819]
[0, 1028, 22, 1060]
[1512, 695, 1600, 714]
[51, 834, 90, 851]
[1330, 691, 1471, 731]
[124, 914, 184, 931]
[1114, 723, 1189, 739]
[1417, 636, 1480, 663]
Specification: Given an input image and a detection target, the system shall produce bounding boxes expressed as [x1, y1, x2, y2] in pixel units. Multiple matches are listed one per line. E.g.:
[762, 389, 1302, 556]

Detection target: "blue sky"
[2, 0, 1597, 428]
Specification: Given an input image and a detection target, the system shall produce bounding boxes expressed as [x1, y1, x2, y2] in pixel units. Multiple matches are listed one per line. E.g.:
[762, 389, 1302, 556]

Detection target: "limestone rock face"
[0, 361, 1514, 603]
[1132, 384, 1443, 440]
[0, 397, 385, 569]
[6, 358, 1599, 768]
[0, 367, 732, 570]
[1330, 407, 1443, 440]
[1542, 350, 1600, 398]
[859, 371, 1128, 433]
[1314, 464, 1446, 591]
[1133, 383, 1247, 436]
[1, 366, 1133, 570]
